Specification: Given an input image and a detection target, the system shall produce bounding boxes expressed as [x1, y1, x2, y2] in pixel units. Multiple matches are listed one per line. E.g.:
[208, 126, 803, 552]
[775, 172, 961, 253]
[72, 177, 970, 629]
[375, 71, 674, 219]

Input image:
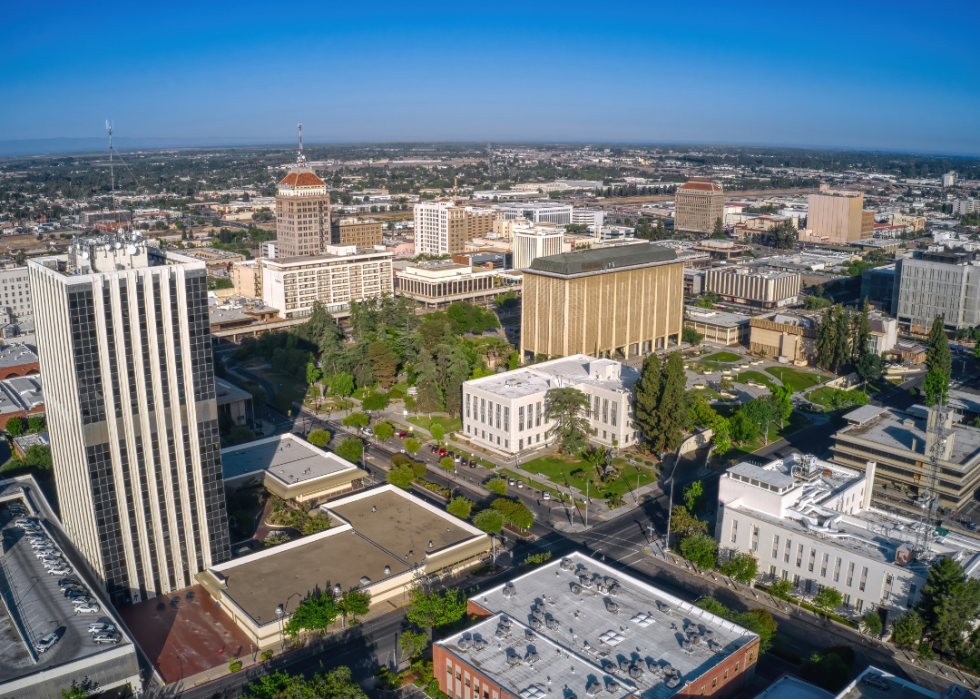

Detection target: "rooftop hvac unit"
[560, 558, 575, 571]
[570, 583, 583, 595]
[458, 637, 472, 651]
[532, 608, 544, 621]
[473, 638, 488, 651]
[529, 617, 542, 630]
[605, 601, 620, 614]
[607, 583, 622, 596]
[503, 583, 517, 598]
[506, 652, 521, 666]
[545, 617, 559, 630]
[619, 660, 630, 673]
[586, 682, 603, 697]
[605, 681, 618, 694]
[665, 677, 682, 689]
[527, 650, 540, 665]
[629, 665, 643, 679]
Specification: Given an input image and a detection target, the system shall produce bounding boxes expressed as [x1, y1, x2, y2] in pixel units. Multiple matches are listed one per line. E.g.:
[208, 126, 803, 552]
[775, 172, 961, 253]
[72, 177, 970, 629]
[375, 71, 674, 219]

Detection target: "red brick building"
[436, 553, 759, 699]
[0, 344, 39, 379]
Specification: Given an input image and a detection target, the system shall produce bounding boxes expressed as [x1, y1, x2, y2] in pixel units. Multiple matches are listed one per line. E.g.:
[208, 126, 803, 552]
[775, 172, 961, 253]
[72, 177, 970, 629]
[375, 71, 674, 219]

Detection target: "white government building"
[461, 354, 640, 456]
[715, 453, 980, 625]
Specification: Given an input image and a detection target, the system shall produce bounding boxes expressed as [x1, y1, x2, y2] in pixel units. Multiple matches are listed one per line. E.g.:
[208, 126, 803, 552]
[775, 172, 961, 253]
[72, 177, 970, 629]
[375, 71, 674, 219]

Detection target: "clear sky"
[4, 0, 979, 155]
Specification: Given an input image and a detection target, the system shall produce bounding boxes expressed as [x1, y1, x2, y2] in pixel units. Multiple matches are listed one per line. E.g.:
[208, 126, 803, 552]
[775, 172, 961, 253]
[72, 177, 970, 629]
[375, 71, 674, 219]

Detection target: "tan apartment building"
[513, 223, 564, 270]
[674, 177, 725, 234]
[261, 245, 393, 319]
[331, 217, 383, 247]
[521, 243, 684, 361]
[704, 267, 801, 308]
[803, 186, 866, 245]
[230, 260, 262, 297]
[749, 309, 822, 363]
[414, 201, 495, 255]
[275, 168, 331, 258]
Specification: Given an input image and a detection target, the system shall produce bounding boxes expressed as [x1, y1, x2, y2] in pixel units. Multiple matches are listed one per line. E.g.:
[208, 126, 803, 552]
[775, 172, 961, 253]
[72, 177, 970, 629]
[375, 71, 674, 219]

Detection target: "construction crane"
[106, 121, 117, 228]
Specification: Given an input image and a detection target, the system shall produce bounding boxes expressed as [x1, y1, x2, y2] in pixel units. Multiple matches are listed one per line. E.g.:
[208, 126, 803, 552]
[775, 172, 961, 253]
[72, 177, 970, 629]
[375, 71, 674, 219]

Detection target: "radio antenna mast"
[106, 121, 117, 227]
[297, 123, 306, 168]
[915, 397, 953, 554]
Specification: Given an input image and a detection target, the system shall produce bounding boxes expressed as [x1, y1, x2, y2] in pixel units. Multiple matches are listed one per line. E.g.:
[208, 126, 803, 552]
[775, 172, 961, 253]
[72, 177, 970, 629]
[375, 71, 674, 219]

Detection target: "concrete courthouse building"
[520, 243, 684, 361]
[674, 178, 725, 234]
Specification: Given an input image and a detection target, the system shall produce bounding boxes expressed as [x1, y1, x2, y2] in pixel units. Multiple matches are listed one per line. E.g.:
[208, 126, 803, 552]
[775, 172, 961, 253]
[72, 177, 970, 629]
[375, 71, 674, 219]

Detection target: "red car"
[439, 448, 447, 457]
[397, 431, 408, 439]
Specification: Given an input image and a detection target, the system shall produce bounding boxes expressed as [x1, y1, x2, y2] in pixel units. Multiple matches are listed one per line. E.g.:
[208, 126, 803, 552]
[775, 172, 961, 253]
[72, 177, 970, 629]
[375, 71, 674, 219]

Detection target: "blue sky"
[4, 0, 979, 155]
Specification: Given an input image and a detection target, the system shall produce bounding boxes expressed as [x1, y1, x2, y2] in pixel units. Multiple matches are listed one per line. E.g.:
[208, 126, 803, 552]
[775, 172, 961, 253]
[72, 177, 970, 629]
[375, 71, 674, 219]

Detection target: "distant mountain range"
[0, 136, 290, 158]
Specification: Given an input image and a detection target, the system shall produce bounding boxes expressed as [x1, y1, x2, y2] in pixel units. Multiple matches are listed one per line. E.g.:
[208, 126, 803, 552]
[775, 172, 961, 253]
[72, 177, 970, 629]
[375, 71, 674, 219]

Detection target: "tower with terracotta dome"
[275, 125, 330, 257]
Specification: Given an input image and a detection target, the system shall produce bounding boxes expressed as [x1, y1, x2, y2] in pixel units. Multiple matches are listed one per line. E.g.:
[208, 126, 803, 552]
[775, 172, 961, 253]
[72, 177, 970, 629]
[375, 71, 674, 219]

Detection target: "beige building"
[196, 485, 490, 648]
[29, 235, 231, 606]
[704, 267, 801, 309]
[513, 223, 564, 270]
[261, 246, 394, 319]
[414, 201, 495, 255]
[331, 217, 383, 247]
[521, 243, 684, 361]
[674, 178, 725, 234]
[230, 260, 262, 297]
[275, 162, 331, 258]
[684, 306, 751, 347]
[889, 213, 926, 232]
[803, 187, 866, 245]
[396, 261, 504, 309]
[749, 310, 822, 363]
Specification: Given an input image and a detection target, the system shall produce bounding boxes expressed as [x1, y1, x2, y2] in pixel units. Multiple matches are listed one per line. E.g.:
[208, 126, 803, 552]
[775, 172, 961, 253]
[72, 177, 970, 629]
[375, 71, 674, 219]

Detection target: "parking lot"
[0, 504, 121, 683]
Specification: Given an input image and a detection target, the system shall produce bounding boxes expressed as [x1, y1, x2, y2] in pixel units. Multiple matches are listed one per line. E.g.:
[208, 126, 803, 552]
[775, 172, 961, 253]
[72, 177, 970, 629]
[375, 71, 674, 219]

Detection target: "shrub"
[5, 417, 24, 437]
[412, 461, 428, 478]
[260, 650, 274, 661]
[438, 456, 454, 471]
[228, 658, 243, 672]
[342, 412, 370, 428]
[491, 498, 533, 529]
[430, 423, 446, 441]
[391, 454, 414, 468]
[387, 465, 416, 490]
[362, 393, 389, 411]
[374, 421, 395, 441]
[522, 552, 552, 569]
[264, 531, 291, 547]
[308, 429, 331, 447]
[405, 438, 421, 454]
[486, 478, 507, 495]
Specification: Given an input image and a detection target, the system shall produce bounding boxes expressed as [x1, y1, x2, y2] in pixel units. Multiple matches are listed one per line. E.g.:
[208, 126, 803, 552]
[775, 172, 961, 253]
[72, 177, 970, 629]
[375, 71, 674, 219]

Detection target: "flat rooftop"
[212, 527, 410, 625]
[0, 375, 43, 414]
[838, 409, 980, 465]
[221, 434, 359, 486]
[0, 344, 37, 370]
[840, 669, 939, 699]
[728, 462, 796, 490]
[752, 675, 833, 699]
[467, 355, 640, 400]
[458, 552, 758, 699]
[327, 488, 480, 564]
[685, 307, 750, 328]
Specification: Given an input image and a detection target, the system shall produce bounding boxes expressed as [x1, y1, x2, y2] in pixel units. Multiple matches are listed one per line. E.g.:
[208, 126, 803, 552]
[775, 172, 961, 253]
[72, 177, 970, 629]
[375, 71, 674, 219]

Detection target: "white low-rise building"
[462, 354, 639, 456]
[715, 453, 980, 625]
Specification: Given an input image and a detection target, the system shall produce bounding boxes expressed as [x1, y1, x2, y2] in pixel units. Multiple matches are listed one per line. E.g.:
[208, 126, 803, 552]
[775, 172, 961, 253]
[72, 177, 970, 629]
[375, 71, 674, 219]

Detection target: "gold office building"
[521, 244, 684, 361]
[675, 178, 725, 234]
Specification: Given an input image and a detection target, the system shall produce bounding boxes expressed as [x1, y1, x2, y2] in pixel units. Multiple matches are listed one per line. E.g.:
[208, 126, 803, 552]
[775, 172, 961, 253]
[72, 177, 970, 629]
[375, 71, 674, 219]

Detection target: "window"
[496, 404, 501, 429]
[908, 583, 916, 608]
[700, 687, 704, 696]
[602, 398, 609, 424]
[504, 407, 509, 432]
[712, 679, 717, 688]
[519, 439, 524, 450]
[585, 394, 592, 417]
[731, 520, 738, 544]
[847, 562, 855, 587]
[466, 394, 470, 418]
[594, 396, 600, 420]
[821, 553, 829, 578]
[735, 662, 740, 672]
[724, 670, 729, 680]
[784, 539, 791, 563]
[843, 593, 851, 608]
[481, 398, 486, 424]
[859, 566, 868, 592]
[793, 573, 800, 587]
[488, 401, 494, 426]
[769, 564, 776, 577]
[772, 535, 779, 558]
[834, 557, 842, 583]
[536, 401, 542, 427]
[518, 406, 524, 431]
[856, 598, 864, 613]
[808, 548, 816, 572]
[796, 543, 803, 567]
[611, 402, 617, 427]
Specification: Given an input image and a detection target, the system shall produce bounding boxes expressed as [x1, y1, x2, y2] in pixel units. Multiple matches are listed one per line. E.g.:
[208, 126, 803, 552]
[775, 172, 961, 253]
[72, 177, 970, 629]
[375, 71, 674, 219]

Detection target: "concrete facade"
[331, 217, 384, 248]
[804, 189, 865, 245]
[521, 244, 684, 360]
[704, 267, 801, 309]
[415, 201, 495, 256]
[462, 355, 640, 456]
[29, 235, 231, 606]
[513, 223, 564, 271]
[748, 311, 821, 364]
[275, 168, 330, 258]
[894, 251, 980, 333]
[684, 307, 751, 346]
[396, 261, 505, 309]
[0, 266, 33, 324]
[230, 260, 262, 298]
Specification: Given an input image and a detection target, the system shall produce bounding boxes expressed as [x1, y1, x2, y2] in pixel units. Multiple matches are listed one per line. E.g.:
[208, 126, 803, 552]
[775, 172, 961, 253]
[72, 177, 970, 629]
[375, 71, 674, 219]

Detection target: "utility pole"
[665, 474, 676, 552]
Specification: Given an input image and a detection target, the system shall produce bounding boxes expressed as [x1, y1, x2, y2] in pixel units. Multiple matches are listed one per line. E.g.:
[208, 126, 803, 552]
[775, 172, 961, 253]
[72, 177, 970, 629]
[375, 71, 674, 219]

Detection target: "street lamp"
[275, 604, 285, 652]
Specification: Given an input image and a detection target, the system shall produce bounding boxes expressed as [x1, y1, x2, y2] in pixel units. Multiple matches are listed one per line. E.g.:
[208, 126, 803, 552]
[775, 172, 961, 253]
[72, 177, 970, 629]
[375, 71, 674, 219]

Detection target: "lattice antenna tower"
[915, 398, 953, 553]
[297, 123, 307, 168]
[487, 143, 494, 180]
[106, 121, 117, 226]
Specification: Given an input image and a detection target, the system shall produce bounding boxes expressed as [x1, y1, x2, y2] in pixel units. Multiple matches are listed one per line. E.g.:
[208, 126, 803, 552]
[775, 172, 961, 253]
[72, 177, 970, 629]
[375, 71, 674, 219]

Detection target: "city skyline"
[3, 0, 979, 156]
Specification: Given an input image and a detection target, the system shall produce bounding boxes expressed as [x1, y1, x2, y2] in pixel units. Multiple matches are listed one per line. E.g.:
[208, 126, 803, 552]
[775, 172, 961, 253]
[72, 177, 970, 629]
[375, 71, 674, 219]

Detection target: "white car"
[542, 491, 551, 500]
[71, 596, 95, 606]
[35, 631, 60, 653]
[47, 567, 72, 576]
[74, 603, 100, 614]
[40, 555, 64, 565]
[92, 633, 120, 645]
[88, 622, 115, 634]
[14, 518, 36, 526]
[361, 427, 374, 437]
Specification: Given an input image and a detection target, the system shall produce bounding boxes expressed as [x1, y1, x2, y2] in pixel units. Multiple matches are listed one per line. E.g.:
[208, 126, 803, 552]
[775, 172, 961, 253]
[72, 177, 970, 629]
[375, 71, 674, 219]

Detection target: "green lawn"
[519, 454, 657, 500]
[689, 360, 730, 374]
[764, 366, 825, 392]
[408, 415, 463, 436]
[389, 381, 409, 399]
[701, 352, 742, 363]
[734, 371, 776, 391]
[713, 411, 810, 464]
[805, 387, 870, 411]
[806, 386, 836, 406]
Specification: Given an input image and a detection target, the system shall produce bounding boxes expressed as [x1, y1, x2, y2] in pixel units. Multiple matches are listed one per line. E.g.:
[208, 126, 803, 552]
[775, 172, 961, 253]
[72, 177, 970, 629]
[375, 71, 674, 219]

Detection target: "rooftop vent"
[359, 576, 371, 586]
[527, 650, 540, 665]
[428, 541, 434, 548]
[605, 662, 619, 675]
[586, 682, 603, 696]
[570, 583, 583, 595]
[619, 660, 630, 673]
[372, 506, 377, 512]
[665, 677, 682, 689]
[545, 617, 559, 631]
[560, 558, 575, 571]
[506, 652, 521, 666]
[579, 576, 594, 589]
[334, 584, 342, 594]
[502, 583, 517, 598]
[606, 601, 620, 614]
[629, 665, 643, 680]
[505, 378, 518, 386]
[532, 608, 544, 621]
[458, 637, 472, 651]
[529, 617, 542, 630]
[384, 566, 391, 575]
[473, 638, 488, 651]
[656, 602, 671, 615]
[607, 583, 622, 596]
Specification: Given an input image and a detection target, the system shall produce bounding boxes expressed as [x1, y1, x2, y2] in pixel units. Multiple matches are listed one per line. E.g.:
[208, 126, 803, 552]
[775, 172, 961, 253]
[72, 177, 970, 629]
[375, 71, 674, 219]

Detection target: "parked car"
[508, 478, 516, 486]
[74, 603, 100, 614]
[543, 491, 551, 500]
[71, 596, 95, 607]
[36, 631, 60, 653]
[88, 622, 115, 634]
[93, 633, 120, 645]
[14, 518, 37, 526]
[59, 577, 81, 588]
[48, 567, 73, 576]
[65, 589, 89, 599]
[361, 427, 374, 437]
[969, 522, 978, 531]
[454, 453, 461, 462]
[516, 480, 524, 489]
[862, 674, 890, 691]
[438, 448, 447, 457]
[430, 446, 438, 454]
[397, 431, 408, 439]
